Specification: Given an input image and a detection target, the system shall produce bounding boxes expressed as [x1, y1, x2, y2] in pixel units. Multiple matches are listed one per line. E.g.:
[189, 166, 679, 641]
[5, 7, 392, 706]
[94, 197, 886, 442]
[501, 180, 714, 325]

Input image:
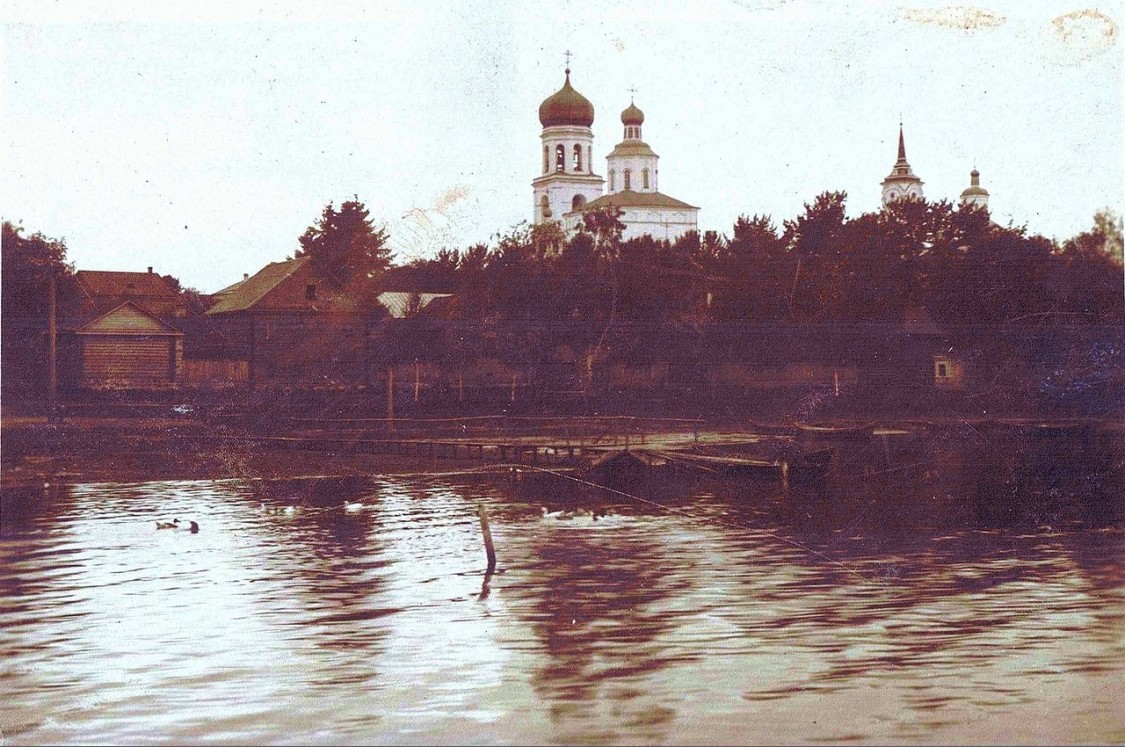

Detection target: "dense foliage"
[1, 221, 75, 400]
[294, 198, 392, 299]
[398, 197, 1122, 353]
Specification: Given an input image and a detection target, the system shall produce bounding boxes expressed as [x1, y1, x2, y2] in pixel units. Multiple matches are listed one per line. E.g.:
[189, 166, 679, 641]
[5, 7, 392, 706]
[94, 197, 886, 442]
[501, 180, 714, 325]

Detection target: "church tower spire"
[881, 123, 924, 207]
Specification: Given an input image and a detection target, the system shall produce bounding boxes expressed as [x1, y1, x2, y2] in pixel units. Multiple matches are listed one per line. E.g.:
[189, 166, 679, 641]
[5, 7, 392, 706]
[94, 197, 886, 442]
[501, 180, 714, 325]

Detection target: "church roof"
[960, 168, 989, 198]
[882, 124, 922, 184]
[539, 70, 595, 128]
[621, 102, 644, 125]
[607, 141, 658, 159]
[571, 189, 698, 213]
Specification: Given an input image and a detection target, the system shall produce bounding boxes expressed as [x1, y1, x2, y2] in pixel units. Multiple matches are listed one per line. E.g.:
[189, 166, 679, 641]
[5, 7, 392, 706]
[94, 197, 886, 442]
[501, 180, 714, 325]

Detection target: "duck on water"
[155, 519, 199, 533]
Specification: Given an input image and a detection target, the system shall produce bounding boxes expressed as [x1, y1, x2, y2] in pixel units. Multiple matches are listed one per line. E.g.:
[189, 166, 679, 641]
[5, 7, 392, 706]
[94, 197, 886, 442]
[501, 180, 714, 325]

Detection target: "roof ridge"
[240, 256, 309, 310]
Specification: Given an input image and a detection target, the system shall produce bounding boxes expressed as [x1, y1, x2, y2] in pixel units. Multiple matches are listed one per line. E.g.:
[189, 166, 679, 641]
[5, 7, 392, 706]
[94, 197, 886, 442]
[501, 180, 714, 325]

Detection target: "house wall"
[79, 334, 182, 389]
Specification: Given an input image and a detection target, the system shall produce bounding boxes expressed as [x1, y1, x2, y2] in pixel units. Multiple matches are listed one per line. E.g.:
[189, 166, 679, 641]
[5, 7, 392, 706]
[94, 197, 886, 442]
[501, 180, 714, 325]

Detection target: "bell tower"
[881, 123, 925, 207]
[532, 53, 604, 225]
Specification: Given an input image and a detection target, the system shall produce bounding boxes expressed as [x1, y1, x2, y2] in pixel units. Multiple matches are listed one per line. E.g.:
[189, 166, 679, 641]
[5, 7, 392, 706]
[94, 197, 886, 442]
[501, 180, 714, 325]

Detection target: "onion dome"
[621, 102, 644, 126]
[960, 168, 989, 198]
[538, 69, 595, 128]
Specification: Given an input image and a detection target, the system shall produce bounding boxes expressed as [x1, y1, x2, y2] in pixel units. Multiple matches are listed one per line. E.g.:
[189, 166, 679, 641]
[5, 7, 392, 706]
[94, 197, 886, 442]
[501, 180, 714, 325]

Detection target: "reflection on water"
[2, 438, 1123, 745]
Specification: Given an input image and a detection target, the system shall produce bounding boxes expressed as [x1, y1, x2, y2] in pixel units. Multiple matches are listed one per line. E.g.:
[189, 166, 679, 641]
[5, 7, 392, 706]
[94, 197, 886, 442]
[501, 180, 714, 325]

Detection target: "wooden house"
[60, 269, 188, 390]
[205, 257, 376, 387]
[74, 302, 183, 389]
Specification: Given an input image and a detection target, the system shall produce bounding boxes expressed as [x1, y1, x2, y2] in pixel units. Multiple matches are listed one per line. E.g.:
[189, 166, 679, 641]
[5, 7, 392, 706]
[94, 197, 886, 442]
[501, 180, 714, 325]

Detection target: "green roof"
[206, 257, 309, 314]
[573, 190, 698, 213]
[607, 141, 658, 159]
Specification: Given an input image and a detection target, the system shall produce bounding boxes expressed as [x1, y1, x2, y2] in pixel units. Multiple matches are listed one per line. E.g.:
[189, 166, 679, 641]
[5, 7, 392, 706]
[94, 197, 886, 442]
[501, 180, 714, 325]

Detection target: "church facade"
[532, 68, 699, 242]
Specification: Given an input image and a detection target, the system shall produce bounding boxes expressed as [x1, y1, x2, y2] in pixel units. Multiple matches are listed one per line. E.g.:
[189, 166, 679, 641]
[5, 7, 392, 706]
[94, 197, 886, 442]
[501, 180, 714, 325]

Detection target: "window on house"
[623, 169, 631, 190]
[543, 146, 549, 173]
[573, 144, 582, 172]
[305, 283, 317, 300]
[540, 195, 551, 220]
[609, 169, 615, 191]
[642, 168, 650, 189]
[937, 362, 948, 378]
[555, 144, 566, 172]
[572, 194, 586, 211]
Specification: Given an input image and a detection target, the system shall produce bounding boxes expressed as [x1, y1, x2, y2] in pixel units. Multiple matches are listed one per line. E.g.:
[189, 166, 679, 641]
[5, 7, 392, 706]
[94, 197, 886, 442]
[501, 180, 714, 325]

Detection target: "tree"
[2, 221, 75, 401]
[294, 198, 392, 296]
[782, 191, 849, 318]
[580, 207, 626, 259]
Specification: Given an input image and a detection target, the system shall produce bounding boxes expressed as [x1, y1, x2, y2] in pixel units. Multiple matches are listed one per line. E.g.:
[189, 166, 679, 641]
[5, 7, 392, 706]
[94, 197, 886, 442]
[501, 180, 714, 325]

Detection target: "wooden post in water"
[477, 504, 497, 573]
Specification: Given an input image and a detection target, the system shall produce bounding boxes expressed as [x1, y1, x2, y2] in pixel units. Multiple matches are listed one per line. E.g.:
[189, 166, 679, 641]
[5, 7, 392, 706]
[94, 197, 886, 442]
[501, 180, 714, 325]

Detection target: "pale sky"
[3, 0, 1121, 293]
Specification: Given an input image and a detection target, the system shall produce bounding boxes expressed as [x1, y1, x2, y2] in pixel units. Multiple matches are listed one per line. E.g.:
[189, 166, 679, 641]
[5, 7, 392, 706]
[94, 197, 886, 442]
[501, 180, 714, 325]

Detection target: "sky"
[3, 0, 1121, 293]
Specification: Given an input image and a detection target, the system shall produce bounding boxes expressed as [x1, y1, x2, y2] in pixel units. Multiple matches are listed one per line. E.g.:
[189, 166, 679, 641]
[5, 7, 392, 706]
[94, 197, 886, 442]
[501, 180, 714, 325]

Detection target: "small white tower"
[881, 124, 925, 207]
[606, 100, 659, 194]
[531, 58, 605, 225]
[959, 167, 990, 212]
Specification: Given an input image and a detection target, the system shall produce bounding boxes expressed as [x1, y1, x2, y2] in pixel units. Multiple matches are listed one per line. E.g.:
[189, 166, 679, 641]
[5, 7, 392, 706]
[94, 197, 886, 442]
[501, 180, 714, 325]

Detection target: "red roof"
[76, 270, 179, 298]
[72, 269, 184, 323]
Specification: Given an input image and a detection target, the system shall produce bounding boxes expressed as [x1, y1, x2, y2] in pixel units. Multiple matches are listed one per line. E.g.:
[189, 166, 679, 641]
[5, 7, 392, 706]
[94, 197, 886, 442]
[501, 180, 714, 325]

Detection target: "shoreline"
[3, 414, 1122, 487]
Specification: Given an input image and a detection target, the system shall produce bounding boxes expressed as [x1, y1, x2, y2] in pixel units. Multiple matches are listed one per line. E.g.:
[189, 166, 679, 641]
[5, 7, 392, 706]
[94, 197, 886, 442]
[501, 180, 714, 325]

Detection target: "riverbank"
[4, 413, 1123, 487]
[1, 417, 495, 485]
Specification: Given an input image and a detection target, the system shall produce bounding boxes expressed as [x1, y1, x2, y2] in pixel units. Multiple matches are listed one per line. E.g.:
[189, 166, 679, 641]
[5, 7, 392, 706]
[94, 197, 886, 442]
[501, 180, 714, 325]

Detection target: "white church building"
[531, 67, 699, 242]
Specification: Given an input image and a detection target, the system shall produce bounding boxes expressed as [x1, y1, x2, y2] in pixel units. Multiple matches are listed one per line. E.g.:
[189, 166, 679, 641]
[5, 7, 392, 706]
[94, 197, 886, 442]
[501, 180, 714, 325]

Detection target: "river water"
[2, 436, 1123, 745]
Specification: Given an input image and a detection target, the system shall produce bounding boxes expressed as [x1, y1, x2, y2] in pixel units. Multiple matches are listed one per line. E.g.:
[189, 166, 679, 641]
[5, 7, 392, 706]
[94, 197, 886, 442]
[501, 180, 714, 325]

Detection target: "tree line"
[3, 193, 1122, 404]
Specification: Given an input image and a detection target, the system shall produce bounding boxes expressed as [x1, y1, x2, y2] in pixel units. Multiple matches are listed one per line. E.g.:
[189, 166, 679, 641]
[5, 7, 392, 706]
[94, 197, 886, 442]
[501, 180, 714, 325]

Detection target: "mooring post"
[478, 504, 497, 573]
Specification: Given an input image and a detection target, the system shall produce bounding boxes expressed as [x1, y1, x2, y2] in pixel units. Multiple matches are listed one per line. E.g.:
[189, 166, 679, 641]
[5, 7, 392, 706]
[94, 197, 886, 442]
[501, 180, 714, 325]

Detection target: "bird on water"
[155, 518, 199, 533]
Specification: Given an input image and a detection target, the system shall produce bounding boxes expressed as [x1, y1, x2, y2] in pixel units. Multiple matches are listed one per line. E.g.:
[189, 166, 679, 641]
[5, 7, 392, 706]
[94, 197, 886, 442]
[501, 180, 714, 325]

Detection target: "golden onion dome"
[960, 168, 990, 197]
[538, 70, 595, 128]
[621, 102, 644, 126]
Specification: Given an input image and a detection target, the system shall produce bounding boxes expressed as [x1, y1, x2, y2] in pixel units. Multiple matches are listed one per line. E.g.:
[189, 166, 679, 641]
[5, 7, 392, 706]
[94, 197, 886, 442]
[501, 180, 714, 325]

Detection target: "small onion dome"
[539, 70, 595, 127]
[961, 168, 989, 198]
[621, 102, 644, 126]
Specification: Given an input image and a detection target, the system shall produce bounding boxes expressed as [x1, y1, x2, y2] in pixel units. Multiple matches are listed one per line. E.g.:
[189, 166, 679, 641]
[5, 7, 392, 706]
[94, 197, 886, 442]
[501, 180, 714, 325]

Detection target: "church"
[531, 65, 700, 242]
[881, 123, 991, 213]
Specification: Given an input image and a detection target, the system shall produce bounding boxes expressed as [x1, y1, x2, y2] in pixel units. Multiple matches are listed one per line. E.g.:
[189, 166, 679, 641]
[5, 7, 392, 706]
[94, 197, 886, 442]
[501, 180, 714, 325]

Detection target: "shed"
[75, 302, 184, 389]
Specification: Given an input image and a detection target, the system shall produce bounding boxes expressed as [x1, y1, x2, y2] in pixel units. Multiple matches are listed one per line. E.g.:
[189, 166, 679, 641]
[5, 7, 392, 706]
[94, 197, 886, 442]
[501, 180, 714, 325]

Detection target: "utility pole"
[47, 272, 60, 423]
[386, 366, 395, 434]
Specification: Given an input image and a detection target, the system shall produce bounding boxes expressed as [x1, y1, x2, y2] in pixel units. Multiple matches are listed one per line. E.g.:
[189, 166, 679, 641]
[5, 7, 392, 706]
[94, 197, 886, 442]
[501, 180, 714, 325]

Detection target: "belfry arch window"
[608, 169, 615, 191]
[543, 146, 549, 173]
[642, 168, 650, 189]
[572, 194, 586, 211]
[573, 144, 583, 172]
[555, 144, 566, 172]
[623, 169, 631, 190]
